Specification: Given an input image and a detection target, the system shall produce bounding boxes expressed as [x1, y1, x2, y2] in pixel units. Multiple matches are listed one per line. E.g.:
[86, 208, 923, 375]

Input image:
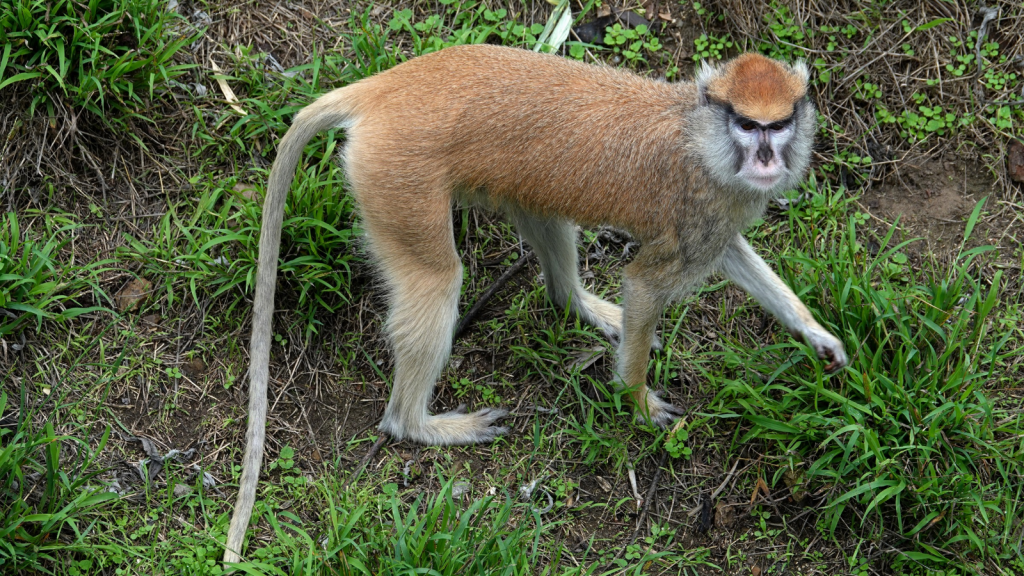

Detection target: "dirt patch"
[861, 157, 1001, 253]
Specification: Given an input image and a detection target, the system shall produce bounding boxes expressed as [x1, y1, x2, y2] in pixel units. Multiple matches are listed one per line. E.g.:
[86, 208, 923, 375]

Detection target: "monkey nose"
[756, 145, 773, 165]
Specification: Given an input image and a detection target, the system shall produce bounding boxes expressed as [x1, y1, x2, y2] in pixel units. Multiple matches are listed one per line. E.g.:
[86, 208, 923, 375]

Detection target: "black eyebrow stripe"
[708, 97, 796, 127]
[736, 116, 794, 130]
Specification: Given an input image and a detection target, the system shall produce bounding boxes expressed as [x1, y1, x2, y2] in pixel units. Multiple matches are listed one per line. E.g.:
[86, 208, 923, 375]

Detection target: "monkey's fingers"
[817, 345, 848, 374]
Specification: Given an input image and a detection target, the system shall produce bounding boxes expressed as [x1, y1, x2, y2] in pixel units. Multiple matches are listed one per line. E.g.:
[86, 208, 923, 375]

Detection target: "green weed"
[0, 393, 118, 571]
[0, 0, 195, 118]
[692, 33, 733, 62]
[222, 471, 561, 575]
[604, 23, 663, 66]
[122, 159, 357, 337]
[709, 189, 1023, 571]
[0, 212, 108, 336]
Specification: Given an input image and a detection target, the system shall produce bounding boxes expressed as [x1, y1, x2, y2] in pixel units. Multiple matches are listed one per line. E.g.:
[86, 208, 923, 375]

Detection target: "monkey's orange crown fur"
[704, 53, 808, 122]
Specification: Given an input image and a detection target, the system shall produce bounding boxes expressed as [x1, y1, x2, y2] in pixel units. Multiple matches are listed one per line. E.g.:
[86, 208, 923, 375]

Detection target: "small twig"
[618, 450, 669, 556]
[453, 250, 535, 340]
[76, 138, 108, 198]
[344, 433, 389, 489]
[710, 459, 740, 501]
[984, 99, 1024, 107]
[108, 213, 166, 221]
[973, 6, 999, 107]
[687, 459, 740, 518]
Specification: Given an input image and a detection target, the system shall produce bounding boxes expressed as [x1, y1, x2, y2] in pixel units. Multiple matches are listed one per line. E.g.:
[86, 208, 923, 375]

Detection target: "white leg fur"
[509, 213, 624, 340]
[720, 235, 847, 370]
[374, 252, 508, 445]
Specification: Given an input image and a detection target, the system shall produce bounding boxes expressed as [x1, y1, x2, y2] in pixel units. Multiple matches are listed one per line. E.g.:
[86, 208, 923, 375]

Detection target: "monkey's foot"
[635, 392, 684, 427]
[380, 406, 509, 446]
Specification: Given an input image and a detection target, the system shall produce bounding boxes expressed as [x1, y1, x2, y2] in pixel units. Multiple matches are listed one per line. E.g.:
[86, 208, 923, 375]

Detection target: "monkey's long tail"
[224, 88, 359, 565]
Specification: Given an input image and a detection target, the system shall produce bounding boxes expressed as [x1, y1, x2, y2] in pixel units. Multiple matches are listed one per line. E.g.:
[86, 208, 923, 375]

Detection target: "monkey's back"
[338, 44, 704, 240]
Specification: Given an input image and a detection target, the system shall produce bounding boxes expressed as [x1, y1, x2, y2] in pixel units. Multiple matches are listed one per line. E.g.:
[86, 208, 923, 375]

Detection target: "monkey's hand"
[802, 328, 848, 373]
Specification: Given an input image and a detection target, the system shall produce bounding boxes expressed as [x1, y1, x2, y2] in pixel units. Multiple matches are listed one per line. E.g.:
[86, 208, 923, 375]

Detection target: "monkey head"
[693, 53, 817, 196]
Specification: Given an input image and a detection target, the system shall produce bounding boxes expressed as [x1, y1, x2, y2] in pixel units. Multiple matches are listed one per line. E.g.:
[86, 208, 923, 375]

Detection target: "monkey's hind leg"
[616, 255, 686, 427]
[371, 229, 508, 446]
[510, 213, 628, 343]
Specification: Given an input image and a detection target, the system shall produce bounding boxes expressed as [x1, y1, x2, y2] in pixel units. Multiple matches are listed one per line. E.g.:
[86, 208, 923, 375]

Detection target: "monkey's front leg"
[720, 235, 848, 372]
[616, 257, 685, 426]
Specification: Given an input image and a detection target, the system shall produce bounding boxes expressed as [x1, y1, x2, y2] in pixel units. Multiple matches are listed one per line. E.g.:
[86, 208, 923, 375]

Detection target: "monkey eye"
[767, 122, 787, 131]
[739, 121, 758, 132]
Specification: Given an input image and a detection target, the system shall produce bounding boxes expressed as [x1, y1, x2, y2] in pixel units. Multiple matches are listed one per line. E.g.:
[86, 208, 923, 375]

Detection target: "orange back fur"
[334, 45, 703, 244]
[704, 53, 806, 122]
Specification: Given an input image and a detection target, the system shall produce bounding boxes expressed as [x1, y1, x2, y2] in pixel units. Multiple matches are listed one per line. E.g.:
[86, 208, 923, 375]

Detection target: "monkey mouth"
[746, 174, 782, 190]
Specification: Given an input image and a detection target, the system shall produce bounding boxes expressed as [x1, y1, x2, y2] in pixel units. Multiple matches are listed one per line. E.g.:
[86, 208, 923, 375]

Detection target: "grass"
[0, 392, 118, 572]
[0, 211, 110, 337]
[1, 0, 1023, 575]
[0, 0, 194, 118]
[121, 158, 358, 339]
[703, 189, 1023, 571]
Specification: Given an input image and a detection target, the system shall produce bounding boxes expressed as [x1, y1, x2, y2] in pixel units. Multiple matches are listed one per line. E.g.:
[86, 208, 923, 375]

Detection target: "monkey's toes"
[472, 407, 509, 424]
[473, 424, 509, 443]
[817, 344, 848, 373]
[423, 407, 510, 444]
[637, 393, 684, 427]
[467, 407, 509, 441]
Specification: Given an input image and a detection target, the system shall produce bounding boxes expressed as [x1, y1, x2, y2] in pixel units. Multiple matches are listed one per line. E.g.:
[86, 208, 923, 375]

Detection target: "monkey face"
[730, 112, 797, 192]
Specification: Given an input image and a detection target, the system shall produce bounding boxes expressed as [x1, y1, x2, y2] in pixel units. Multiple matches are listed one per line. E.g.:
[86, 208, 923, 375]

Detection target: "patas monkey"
[223, 45, 847, 562]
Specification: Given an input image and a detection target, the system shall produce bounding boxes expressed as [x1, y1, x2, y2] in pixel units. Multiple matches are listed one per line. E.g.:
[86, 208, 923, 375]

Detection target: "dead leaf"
[210, 59, 246, 115]
[1008, 138, 1024, 183]
[696, 496, 713, 532]
[115, 278, 152, 312]
[182, 358, 207, 379]
[783, 469, 808, 503]
[669, 418, 687, 435]
[714, 501, 735, 527]
[751, 566, 761, 576]
[233, 182, 261, 201]
[595, 475, 612, 492]
[451, 480, 471, 498]
[750, 477, 770, 504]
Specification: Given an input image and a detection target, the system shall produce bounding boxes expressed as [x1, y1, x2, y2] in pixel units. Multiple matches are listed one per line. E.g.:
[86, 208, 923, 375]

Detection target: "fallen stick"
[453, 251, 535, 340]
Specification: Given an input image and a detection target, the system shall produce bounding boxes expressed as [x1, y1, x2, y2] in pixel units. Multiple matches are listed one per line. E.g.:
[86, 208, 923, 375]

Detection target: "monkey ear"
[695, 60, 716, 106]
[790, 60, 810, 85]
